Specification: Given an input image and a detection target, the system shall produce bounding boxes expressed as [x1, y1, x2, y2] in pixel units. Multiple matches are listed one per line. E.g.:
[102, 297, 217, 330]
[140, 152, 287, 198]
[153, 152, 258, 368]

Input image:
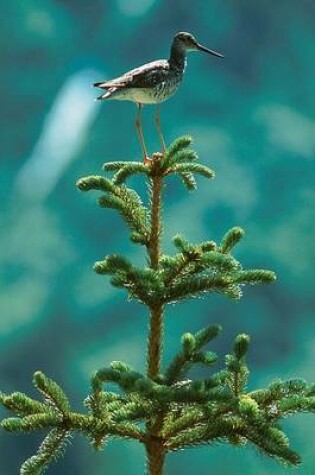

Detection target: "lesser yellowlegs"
[94, 32, 224, 163]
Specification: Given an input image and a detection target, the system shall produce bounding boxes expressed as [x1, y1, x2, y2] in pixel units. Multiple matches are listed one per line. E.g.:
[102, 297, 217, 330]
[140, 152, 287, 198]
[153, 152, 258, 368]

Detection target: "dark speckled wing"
[94, 60, 170, 89]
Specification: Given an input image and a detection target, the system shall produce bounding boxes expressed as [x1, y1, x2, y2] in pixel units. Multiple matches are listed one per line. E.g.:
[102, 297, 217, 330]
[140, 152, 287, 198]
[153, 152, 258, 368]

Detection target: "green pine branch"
[76, 176, 150, 246]
[1, 328, 314, 472]
[1, 136, 314, 475]
[20, 429, 70, 475]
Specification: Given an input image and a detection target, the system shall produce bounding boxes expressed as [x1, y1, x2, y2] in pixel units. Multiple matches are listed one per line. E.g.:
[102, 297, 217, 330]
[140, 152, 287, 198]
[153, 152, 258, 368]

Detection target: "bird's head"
[173, 32, 224, 58]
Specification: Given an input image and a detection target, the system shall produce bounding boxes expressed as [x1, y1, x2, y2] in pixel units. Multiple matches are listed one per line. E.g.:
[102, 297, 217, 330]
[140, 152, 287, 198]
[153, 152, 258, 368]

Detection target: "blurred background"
[0, 1, 314, 474]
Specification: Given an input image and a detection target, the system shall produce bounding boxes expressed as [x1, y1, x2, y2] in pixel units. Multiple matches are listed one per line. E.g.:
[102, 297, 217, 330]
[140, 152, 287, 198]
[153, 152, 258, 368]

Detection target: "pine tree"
[1, 136, 314, 474]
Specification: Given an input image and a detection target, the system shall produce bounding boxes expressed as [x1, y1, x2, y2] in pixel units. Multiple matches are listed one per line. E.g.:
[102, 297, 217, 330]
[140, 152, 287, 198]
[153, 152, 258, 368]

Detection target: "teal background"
[1, 1, 314, 474]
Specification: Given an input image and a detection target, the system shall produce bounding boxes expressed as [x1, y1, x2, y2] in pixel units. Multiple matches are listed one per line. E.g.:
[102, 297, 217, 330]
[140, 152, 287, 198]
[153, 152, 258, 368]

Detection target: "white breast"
[113, 88, 159, 104]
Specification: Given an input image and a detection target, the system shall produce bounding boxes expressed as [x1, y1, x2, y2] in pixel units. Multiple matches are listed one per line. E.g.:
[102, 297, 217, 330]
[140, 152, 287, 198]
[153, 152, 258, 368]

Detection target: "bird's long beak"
[196, 43, 224, 58]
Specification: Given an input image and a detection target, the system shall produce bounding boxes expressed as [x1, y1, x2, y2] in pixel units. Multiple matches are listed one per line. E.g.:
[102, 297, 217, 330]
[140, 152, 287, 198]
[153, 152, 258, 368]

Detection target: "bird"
[94, 32, 224, 164]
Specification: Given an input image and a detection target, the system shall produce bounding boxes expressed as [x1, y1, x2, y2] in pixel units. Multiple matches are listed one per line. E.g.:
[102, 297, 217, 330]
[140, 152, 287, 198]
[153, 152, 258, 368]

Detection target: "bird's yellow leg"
[135, 103, 151, 165]
[155, 105, 166, 154]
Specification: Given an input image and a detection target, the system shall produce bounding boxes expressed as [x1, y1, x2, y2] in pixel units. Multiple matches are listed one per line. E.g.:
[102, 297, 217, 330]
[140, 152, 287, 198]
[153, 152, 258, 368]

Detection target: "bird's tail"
[95, 87, 118, 101]
[95, 90, 112, 101]
[94, 81, 124, 100]
[94, 81, 107, 88]
[94, 80, 112, 100]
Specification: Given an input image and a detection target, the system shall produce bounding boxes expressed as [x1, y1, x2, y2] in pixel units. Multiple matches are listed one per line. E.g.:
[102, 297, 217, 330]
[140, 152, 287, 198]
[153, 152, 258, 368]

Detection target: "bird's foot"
[143, 155, 152, 166]
[143, 152, 163, 166]
[152, 152, 164, 161]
